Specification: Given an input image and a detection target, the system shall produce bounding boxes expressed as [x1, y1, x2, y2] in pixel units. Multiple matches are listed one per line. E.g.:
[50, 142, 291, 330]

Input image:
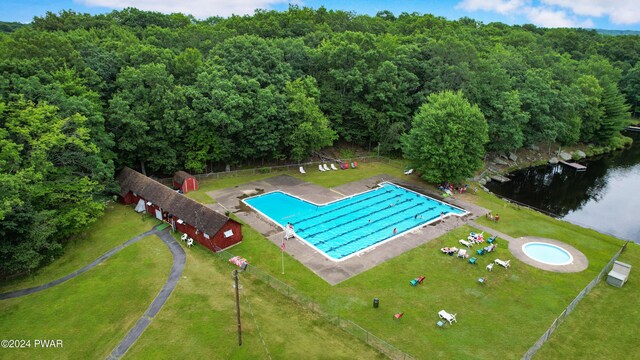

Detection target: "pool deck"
[470, 221, 588, 272]
[208, 174, 489, 285]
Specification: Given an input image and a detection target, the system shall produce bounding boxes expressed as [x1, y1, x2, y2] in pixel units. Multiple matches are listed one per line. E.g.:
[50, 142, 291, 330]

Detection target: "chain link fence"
[216, 247, 415, 360]
[522, 241, 629, 359]
[154, 156, 397, 186]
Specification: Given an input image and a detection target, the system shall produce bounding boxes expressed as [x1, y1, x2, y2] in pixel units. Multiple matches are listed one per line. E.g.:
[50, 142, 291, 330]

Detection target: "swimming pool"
[522, 242, 573, 266]
[243, 182, 467, 261]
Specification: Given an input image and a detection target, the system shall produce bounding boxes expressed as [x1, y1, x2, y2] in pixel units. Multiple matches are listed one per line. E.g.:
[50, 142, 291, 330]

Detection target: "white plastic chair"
[318, 164, 325, 172]
[438, 310, 457, 325]
[457, 249, 467, 258]
[495, 259, 511, 268]
[459, 239, 472, 248]
[299, 166, 306, 174]
[330, 163, 338, 170]
[404, 169, 413, 175]
[323, 164, 330, 171]
[187, 238, 194, 248]
[181, 234, 187, 242]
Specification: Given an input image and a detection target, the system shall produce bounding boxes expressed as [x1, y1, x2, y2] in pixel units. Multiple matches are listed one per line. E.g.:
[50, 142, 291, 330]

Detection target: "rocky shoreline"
[477, 139, 633, 186]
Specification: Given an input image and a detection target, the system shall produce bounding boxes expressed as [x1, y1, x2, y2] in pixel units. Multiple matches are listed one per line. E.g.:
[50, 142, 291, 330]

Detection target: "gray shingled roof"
[117, 167, 228, 236]
[173, 170, 195, 185]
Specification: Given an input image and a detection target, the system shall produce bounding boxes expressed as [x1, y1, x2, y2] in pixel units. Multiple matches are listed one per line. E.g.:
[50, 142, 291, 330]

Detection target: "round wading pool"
[522, 242, 573, 266]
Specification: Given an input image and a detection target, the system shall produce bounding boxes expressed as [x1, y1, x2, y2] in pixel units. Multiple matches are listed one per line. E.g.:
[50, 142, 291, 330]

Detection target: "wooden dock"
[559, 160, 587, 171]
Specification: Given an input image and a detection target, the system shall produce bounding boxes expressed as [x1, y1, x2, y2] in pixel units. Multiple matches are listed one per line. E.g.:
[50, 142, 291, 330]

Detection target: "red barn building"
[117, 167, 242, 252]
[173, 170, 198, 194]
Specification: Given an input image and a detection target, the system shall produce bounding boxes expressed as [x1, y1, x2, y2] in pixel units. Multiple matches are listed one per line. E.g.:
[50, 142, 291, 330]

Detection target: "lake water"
[486, 131, 640, 243]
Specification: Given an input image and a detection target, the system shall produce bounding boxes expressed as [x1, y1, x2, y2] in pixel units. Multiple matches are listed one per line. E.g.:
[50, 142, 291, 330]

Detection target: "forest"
[1, 6, 638, 276]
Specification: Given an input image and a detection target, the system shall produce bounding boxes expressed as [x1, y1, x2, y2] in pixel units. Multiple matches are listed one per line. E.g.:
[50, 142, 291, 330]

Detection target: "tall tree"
[1, 99, 107, 276]
[284, 77, 337, 161]
[401, 91, 488, 183]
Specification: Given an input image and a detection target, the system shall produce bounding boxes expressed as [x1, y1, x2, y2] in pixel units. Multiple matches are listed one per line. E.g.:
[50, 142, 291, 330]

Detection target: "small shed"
[173, 171, 198, 194]
[606, 261, 632, 288]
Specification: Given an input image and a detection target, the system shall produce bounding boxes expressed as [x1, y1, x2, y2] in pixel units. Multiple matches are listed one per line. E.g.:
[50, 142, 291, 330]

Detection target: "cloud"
[76, 0, 290, 18]
[458, 0, 640, 27]
[526, 7, 594, 28]
[541, 0, 640, 25]
[457, 0, 529, 15]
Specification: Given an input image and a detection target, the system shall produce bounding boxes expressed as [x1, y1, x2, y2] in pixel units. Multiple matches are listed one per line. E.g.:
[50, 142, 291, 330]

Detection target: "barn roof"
[118, 167, 229, 236]
[173, 170, 195, 184]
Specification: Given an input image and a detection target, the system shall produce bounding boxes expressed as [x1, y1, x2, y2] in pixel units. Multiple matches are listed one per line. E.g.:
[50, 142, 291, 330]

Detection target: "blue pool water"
[243, 183, 467, 260]
[522, 242, 573, 265]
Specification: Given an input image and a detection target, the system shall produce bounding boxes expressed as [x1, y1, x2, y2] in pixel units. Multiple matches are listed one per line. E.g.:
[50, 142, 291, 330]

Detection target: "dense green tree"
[284, 77, 337, 161]
[107, 63, 180, 173]
[620, 63, 640, 117]
[575, 75, 604, 143]
[1, 99, 107, 276]
[401, 91, 488, 183]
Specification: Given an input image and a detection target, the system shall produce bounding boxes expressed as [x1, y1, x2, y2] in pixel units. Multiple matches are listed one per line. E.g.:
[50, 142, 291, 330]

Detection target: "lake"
[486, 131, 640, 243]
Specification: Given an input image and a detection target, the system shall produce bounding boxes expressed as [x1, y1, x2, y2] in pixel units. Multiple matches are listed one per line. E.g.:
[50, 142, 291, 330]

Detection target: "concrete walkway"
[470, 220, 588, 272]
[0, 226, 161, 300]
[107, 229, 186, 359]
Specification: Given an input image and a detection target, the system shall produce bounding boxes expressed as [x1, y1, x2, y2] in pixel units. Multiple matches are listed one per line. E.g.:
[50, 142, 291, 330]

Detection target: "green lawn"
[0, 203, 160, 294]
[126, 233, 385, 360]
[0, 236, 171, 359]
[533, 243, 639, 359]
[182, 159, 410, 203]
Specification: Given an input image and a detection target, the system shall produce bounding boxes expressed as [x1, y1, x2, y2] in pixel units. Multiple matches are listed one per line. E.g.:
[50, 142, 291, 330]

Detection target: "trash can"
[373, 298, 379, 308]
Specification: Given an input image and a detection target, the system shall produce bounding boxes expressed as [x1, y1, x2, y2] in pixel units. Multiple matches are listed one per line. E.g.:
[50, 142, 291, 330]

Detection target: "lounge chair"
[318, 164, 325, 172]
[495, 259, 511, 268]
[457, 249, 467, 258]
[330, 163, 338, 171]
[351, 161, 358, 168]
[487, 235, 497, 243]
[468, 256, 477, 264]
[323, 164, 330, 171]
[438, 310, 457, 325]
[394, 312, 404, 319]
[459, 239, 472, 248]
[299, 166, 306, 174]
[404, 169, 414, 175]
[410, 276, 425, 286]
[340, 163, 348, 169]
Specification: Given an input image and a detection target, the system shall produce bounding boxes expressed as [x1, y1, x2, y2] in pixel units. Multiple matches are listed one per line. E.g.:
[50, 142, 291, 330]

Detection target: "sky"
[2, 0, 640, 31]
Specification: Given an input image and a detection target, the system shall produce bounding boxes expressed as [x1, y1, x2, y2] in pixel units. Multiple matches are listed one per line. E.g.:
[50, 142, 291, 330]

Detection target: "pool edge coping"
[509, 236, 588, 273]
[241, 182, 470, 262]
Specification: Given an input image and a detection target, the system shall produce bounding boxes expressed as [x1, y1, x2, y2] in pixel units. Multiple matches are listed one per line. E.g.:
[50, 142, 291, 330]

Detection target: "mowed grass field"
[125, 233, 384, 360]
[0, 203, 159, 294]
[1, 160, 635, 359]
[0, 236, 171, 359]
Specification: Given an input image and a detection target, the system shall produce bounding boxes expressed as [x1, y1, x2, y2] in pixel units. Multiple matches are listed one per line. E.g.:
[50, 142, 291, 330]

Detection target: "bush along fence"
[522, 241, 630, 360]
[216, 247, 415, 360]
[153, 156, 397, 186]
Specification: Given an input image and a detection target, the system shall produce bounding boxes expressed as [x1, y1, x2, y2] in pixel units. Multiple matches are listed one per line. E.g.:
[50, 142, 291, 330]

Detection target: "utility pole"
[233, 269, 242, 346]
